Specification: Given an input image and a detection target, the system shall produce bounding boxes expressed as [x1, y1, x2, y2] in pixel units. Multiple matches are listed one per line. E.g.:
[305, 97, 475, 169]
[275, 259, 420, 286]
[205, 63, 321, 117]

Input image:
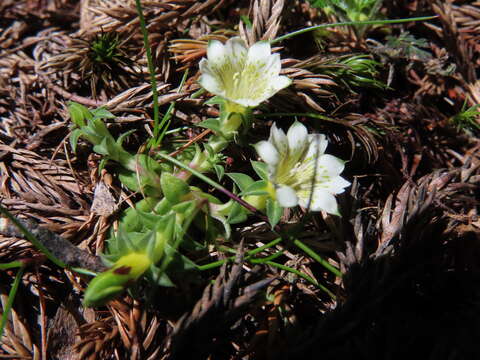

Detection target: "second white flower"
[255, 122, 350, 215]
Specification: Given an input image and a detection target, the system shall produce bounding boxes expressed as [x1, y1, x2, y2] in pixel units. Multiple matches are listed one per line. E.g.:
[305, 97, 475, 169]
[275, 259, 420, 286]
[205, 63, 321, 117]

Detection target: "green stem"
[197, 237, 283, 270]
[249, 250, 284, 263]
[256, 112, 334, 120]
[157, 152, 262, 215]
[0, 266, 25, 339]
[292, 238, 342, 277]
[0, 261, 24, 270]
[134, 0, 159, 146]
[0, 206, 66, 269]
[71, 267, 98, 277]
[271, 16, 437, 44]
[156, 69, 189, 146]
[265, 261, 335, 299]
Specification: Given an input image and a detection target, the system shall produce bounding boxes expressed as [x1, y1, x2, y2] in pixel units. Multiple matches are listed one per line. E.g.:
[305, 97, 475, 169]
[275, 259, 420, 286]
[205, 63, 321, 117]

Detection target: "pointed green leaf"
[69, 129, 83, 153]
[227, 201, 248, 224]
[241, 180, 269, 196]
[214, 164, 225, 180]
[198, 118, 222, 133]
[91, 107, 115, 119]
[266, 198, 283, 229]
[251, 161, 269, 181]
[160, 172, 190, 204]
[68, 102, 91, 127]
[227, 173, 255, 192]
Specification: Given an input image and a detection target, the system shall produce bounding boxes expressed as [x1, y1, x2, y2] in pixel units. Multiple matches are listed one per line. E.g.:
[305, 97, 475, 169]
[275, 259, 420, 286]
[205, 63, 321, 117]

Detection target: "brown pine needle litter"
[1, 0, 480, 359]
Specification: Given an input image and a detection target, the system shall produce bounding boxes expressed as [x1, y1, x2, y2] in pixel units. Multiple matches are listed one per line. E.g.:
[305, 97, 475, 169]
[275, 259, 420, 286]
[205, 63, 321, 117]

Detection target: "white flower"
[198, 37, 291, 108]
[255, 122, 350, 215]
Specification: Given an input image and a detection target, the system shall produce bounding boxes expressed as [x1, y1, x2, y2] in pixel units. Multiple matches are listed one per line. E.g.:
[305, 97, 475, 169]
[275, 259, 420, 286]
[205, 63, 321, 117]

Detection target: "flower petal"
[270, 75, 292, 93]
[247, 41, 271, 64]
[269, 123, 287, 156]
[276, 185, 298, 208]
[255, 140, 280, 165]
[320, 176, 351, 193]
[224, 37, 247, 68]
[265, 53, 281, 73]
[318, 154, 346, 177]
[287, 121, 308, 152]
[233, 98, 262, 107]
[305, 134, 328, 160]
[305, 188, 340, 215]
[207, 40, 226, 66]
[198, 73, 224, 97]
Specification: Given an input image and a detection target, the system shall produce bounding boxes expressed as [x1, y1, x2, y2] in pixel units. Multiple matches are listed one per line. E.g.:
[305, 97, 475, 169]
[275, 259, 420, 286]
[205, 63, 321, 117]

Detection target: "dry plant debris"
[1, 0, 480, 359]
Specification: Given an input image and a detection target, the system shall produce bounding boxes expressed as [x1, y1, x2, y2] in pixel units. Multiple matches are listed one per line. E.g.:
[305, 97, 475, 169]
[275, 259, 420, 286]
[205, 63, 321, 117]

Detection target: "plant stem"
[157, 152, 263, 216]
[0, 266, 25, 339]
[197, 237, 283, 270]
[0, 206, 67, 269]
[134, 0, 159, 147]
[265, 260, 335, 299]
[0, 261, 24, 270]
[292, 238, 342, 277]
[271, 16, 437, 44]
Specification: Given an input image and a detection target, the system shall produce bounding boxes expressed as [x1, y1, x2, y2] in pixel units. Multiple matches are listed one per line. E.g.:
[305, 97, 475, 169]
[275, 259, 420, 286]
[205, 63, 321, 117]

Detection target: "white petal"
[305, 189, 340, 215]
[306, 134, 328, 160]
[233, 98, 261, 107]
[198, 73, 224, 97]
[270, 75, 292, 93]
[199, 58, 210, 73]
[287, 121, 308, 152]
[276, 185, 298, 208]
[207, 40, 226, 65]
[269, 123, 287, 155]
[321, 176, 351, 193]
[318, 154, 346, 177]
[255, 140, 279, 165]
[225, 37, 247, 66]
[267, 53, 281, 73]
[247, 41, 272, 64]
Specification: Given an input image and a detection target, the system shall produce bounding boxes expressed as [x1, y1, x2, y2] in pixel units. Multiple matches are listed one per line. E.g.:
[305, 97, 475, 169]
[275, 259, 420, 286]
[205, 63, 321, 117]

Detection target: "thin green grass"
[134, 0, 160, 149]
[272, 15, 437, 44]
[0, 266, 25, 340]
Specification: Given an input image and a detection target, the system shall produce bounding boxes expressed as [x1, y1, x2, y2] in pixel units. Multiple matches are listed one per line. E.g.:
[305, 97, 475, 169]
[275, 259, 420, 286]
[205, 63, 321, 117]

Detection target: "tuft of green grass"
[450, 102, 480, 133]
[82, 31, 137, 97]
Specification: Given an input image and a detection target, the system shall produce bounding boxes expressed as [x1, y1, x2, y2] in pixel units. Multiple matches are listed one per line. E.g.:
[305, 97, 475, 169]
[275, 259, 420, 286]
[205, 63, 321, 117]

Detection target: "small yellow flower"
[255, 122, 350, 215]
[198, 37, 291, 108]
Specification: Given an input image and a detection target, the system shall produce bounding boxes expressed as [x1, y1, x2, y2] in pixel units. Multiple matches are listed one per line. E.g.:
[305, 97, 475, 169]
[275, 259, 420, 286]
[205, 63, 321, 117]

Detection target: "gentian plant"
[68, 36, 350, 306]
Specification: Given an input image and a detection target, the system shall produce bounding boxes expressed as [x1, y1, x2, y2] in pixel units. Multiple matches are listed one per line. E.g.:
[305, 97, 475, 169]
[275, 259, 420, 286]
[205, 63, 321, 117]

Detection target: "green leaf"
[98, 158, 107, 173]
[204, 95, 224, 106]
[227, 173, 255, 192]
[240, 15, 253, 28]
[160, 172, 190, 204]
[115, 227, 138, 254]
[266, 199, 283, 229]
[69, 129, 83, 153]
[136, 210, 164, 231]
[92, 137, 112, 157]
[91, 107, 115, 119]
[172, 200, 197, 216]
[150, 268, 176, 287]
[227, 201, 248, 224]
[241, 180, 269, 196]
[214, 164, 225, 180]
[68, 102, 91, 127]
[198, 118, 222, 133]
[116, 129, 136, 147]
[251, 161, 269, 181]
